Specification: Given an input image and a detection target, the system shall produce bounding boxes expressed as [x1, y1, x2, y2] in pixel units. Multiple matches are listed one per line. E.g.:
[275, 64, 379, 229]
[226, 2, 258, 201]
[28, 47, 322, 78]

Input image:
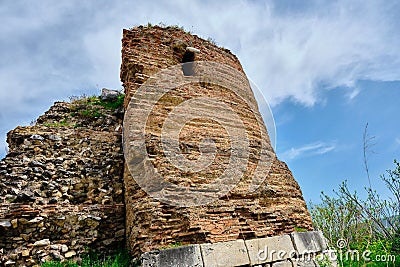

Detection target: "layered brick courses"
[121, 26, 313, 257]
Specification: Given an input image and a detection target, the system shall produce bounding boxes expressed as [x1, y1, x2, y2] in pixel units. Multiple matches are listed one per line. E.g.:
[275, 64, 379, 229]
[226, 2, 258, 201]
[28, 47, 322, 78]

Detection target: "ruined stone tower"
[0, 25, 320, 266]
[121, 26, 313, 257]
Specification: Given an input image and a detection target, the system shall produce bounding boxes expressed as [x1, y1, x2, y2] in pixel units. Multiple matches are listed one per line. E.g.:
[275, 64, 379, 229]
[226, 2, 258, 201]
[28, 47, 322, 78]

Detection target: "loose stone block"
[291, 231, 327, 255]
[33, 239, 50, 247]
[246, 234, 295, 265]
[142, 244, 203, 267]
[0, 220, 11, 228]
[200, 239, 250, 267]
[64, 250, 76, 258]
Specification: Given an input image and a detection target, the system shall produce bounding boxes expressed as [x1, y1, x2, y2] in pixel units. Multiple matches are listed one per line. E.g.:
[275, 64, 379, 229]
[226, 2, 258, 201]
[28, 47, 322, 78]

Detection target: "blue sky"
[0, 0, 399, 203]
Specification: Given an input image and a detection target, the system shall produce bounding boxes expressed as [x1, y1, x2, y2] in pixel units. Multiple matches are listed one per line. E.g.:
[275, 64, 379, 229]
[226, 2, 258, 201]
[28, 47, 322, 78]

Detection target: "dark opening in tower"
[181, 47, 197, 76]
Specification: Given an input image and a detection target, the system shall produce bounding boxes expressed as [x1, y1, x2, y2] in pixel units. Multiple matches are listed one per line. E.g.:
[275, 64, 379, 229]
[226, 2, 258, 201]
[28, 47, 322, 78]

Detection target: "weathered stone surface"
[0, 97, 125, 266]
[21, 249, 30, 257]
[246, 234, 295, 265]
[139, 233, 330, 267]
[141, 250, 159, 267]
[200, 240, 249, 267]
[142, 245, 203, 267]
[4, 260, 16, 266]
[0, 220, 11, 228]
[291, 231, 327, 254]
[64, 250, 76, 258]
[33, 239, 50, 247]
[10, 219, 17, 228]
[101, 88, 121, 101]
[60, 244, 69, 253]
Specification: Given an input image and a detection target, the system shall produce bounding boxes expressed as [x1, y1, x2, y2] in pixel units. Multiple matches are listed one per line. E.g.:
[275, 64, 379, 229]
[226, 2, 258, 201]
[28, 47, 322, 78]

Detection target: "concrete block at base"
[245, 234, 295, 265]
[291, 231, 327, 254]
[200, 239, 250, 267]
[141, 244, 203, 267]
[271, 259, 294, 267]
[141, 250, 159, 267]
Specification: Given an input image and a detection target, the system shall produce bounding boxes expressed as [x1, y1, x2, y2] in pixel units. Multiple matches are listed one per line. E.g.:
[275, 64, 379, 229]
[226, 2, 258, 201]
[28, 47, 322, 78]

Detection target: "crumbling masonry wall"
[121, 26, 313, 257]
[0, 99, 126, 266]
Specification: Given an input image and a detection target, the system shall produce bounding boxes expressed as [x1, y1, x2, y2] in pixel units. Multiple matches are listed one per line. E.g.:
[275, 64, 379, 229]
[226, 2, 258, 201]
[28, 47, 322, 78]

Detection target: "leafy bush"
[97, 94, 124, 110]
[310, 160, 400, 266]
[311, 126, 399, 266]
[69, 94, 124, 120]
[69, 94, 124, 110]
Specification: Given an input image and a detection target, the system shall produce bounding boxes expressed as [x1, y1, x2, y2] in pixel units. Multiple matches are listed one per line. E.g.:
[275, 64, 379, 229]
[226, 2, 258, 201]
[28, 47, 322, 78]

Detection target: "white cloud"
[281, 141, 336, 161]
[1, 0, 400, 155]
[346, 87, 361, 101]
[71, 0, 400, 106]
[396, 137, 400, 145]
[234, 1, 400, 106]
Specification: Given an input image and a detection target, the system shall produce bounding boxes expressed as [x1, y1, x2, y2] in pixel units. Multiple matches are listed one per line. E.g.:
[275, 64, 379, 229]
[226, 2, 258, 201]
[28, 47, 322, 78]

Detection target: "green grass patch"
[97, 94, 124, 110]
[160, 242, 183, 250]
[77, 108, 104, 118]
[44, 119, 73, 127]
[294, 227, 308, 232]
[41, 250, 135, 267]
[70, 94, 124, 112]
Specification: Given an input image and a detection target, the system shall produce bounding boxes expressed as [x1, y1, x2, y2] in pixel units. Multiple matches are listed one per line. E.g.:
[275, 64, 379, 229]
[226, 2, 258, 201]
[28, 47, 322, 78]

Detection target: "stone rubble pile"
[0, 94, 126, 266]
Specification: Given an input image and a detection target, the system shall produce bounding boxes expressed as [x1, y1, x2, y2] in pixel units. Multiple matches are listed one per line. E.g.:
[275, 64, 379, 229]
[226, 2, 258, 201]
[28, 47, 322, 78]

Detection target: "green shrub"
[294, 227, 308, 232]
[311, 160, 400, 267]
[97, 94, 124, 110]
[71, 94, 124, 110]
[68, 94, 124, 120]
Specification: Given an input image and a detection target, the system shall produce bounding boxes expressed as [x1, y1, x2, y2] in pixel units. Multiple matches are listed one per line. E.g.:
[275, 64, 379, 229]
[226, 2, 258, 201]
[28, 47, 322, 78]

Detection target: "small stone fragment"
[33, 239, 50, 247]
[4, 260, 16, 266]
[22, 249, 30, 257]
[0, 219, 11, 228]
[20, 234, 30, 241]
[65, 251, 76, 258]
[115, 229, 125, 238]
[51, 251, 62, 260]
[60, 244, 68, 253]
[30, 134, 44, 140]
[29, 217, 44, 223]
[60, 186, 69, 193]
[11, 219, 18, 228]
[48, 134, 62, 141]
[101, 88, 120, 101]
